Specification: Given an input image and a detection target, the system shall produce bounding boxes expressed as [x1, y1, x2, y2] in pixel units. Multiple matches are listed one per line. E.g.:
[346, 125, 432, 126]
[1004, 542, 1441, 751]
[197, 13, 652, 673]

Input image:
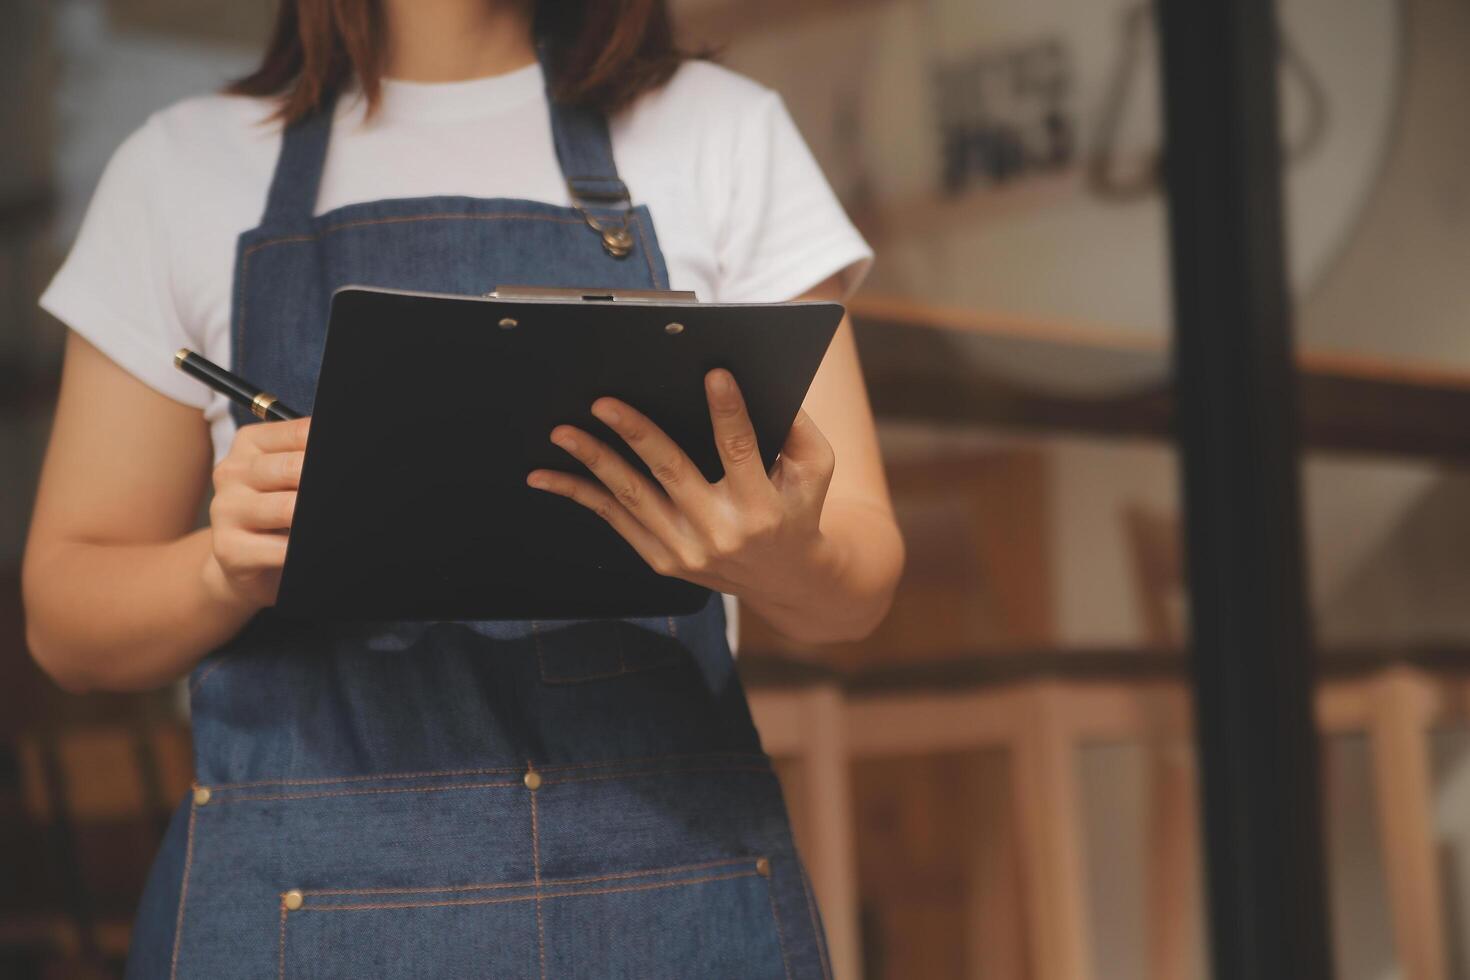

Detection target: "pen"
[173, 349, 303, 421]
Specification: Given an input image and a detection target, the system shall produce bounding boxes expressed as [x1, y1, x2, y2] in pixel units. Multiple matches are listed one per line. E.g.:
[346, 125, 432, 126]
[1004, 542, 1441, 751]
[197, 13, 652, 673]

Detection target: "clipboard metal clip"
[486, 286, 699, 304]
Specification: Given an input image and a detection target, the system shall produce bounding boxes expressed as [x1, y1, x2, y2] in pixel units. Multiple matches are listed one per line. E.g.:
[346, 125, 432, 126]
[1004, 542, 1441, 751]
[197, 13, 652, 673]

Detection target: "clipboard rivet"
[664, 322, 684, 335]
[498, 317, 518, 330]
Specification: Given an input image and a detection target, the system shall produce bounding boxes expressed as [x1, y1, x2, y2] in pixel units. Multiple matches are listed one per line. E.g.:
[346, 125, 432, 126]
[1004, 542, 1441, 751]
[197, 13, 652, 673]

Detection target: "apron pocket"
[278, 857, 790, 980]
[279, 889, 540, 979]
[531, 615, 682, 684]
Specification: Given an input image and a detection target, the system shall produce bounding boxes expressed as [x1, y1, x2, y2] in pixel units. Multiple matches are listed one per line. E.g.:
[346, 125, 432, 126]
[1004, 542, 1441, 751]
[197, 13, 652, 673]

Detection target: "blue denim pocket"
[530, 616, 682, 684]
[280, 885, 541, 978]
[280, 857, 790, 979]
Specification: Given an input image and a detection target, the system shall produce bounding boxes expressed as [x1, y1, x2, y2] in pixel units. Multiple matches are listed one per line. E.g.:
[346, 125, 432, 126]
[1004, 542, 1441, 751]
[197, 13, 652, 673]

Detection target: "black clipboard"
[275, 285, 844, 621]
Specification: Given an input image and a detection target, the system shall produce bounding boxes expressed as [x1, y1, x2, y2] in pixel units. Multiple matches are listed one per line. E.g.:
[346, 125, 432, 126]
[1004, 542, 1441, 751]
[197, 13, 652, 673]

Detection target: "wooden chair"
[764, 446, 1146, 980]
[841, 672, 1180, 980]
[744, 448, 1054, 979]
[1124, 503, 1452, 980]
[738, 440, 1460, 980]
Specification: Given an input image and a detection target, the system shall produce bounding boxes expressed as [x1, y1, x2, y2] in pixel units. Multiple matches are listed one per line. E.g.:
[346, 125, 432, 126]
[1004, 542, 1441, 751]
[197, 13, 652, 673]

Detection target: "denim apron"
[124, 66, 832, 980]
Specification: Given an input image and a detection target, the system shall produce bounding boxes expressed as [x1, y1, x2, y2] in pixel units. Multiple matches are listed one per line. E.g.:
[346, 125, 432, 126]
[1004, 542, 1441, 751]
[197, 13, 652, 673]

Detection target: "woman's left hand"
[526, 368, 840, 602]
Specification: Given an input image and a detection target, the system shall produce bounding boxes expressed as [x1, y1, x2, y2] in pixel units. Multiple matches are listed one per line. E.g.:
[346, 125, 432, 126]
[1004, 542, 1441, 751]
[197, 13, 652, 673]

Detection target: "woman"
[22, 0, 904, 976]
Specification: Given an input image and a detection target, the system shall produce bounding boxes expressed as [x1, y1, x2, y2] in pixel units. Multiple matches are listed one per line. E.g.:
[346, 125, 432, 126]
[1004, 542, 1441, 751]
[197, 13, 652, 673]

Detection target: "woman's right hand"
[201, 417, 311, 612]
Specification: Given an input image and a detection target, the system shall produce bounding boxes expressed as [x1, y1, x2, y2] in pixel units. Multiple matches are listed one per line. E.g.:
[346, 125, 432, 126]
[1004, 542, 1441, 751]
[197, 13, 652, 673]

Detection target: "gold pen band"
[251, 392, 279, 420]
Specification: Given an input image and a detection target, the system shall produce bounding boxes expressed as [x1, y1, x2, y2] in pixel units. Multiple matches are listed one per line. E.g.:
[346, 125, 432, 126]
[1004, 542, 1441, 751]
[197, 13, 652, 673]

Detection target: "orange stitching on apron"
[319, 211, 584, 238]
[242, 212, 587, 260]
[530, 763, 547, 980]
[241, 233, 316, 259]
[167, 801, 198, 980]
[765, 869, 795, 980]
[211, 765, 524, 790]
[295, 868, 761, 912]
[220, 778, 521, 804]
[277, 902, 288, 980]
[211, 765, 768, 804]
[234, 210, 609, 404]
[300, 856, 757, 897]
[204, 751, 769, 792]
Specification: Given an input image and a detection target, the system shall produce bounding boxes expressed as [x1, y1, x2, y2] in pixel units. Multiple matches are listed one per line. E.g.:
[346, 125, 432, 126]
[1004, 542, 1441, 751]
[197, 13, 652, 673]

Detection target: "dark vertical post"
[1154, 1, 1334, 978]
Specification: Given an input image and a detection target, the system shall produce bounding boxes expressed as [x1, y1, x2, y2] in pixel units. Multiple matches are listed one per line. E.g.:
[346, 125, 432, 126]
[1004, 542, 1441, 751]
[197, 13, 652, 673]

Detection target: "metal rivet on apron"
[601, 227, 633, 258]
[523, 770, 543, 791]
[579, 208, 634, 259]
[664, 322, 684, 335]
[192, 786, 211, 806]
[755, 857, 771, 878]
[283, 889, 304, 911]
[498, 317, 518, 330]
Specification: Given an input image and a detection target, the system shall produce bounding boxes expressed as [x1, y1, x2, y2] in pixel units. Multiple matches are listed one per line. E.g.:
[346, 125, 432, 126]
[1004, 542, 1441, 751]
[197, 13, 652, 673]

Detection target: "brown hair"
[228, 0, 696, 123]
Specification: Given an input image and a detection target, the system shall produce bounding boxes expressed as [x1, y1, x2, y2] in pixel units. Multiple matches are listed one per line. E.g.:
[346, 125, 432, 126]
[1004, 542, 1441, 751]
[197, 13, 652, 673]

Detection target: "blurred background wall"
[5, 1, 1470, 978]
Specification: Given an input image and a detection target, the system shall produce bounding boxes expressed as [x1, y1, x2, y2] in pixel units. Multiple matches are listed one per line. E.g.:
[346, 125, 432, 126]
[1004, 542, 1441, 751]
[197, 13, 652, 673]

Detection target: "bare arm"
[743, 274, 905, 642]
[22, 331, 305, 692]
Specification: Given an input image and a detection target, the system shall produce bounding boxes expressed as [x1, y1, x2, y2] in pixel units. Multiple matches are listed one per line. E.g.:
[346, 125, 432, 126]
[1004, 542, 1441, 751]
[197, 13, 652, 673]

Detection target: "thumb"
[776, 409, 835, 494]
[780, 409, 829, 463]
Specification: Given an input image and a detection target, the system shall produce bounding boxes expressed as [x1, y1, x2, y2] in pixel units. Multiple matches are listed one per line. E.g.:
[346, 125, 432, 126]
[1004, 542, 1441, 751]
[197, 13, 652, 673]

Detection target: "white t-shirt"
[40, 58, 873, 465]
[40, 58, 872, 649]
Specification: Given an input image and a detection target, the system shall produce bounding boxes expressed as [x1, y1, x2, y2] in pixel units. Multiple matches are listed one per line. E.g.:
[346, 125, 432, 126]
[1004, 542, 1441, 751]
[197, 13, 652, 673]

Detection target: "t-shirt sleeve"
[39, 115, 209, 408]
[713, 89, 873, 304]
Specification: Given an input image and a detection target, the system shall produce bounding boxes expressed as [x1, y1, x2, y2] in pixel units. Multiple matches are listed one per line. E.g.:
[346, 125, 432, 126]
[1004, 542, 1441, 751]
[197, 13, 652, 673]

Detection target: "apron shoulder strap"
[260, 94, 337, 229]
[548, 101, 631, 206]
[540, 40, 631, 206]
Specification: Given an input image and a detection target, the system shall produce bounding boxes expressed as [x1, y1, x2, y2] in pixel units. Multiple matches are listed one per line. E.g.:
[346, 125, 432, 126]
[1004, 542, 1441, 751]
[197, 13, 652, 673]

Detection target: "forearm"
[22, 527, 257, 693]
[740, 500, 904, 645]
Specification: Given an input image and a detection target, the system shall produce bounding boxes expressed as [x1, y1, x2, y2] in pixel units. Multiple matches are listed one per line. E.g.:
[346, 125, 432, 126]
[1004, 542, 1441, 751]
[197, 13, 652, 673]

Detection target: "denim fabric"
[125, 52, 831, 980]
